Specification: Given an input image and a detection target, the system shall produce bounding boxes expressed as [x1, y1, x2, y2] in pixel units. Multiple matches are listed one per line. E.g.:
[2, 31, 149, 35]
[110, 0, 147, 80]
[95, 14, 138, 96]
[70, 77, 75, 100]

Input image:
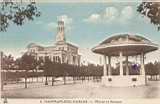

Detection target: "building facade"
[26, 20, 81, 65]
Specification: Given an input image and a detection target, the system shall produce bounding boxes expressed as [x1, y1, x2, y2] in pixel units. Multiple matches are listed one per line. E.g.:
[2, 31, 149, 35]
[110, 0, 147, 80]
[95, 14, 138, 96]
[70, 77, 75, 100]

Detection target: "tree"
[137, 2, 160, 31]
[2, 54, 15, 85]
[153, 61, 160, 80]
[59, 63, 69, 85]
[19, 53, 37, 88]
[2, 54, 14, 70]
[42, 56, 53, 85]
[0, 0, 41, 32]
[32, 57, 43, 82]
[145, 62, 159, 80]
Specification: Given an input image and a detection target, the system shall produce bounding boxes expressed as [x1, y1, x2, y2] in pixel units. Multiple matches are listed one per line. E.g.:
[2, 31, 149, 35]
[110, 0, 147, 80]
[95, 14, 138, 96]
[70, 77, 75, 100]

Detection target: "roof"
[55, 41, 78, 49]
[66, 43, 78, 49]
[27, 43, 43, 48]
[92, 33, 159, 56]
[100, 34, 151, 45]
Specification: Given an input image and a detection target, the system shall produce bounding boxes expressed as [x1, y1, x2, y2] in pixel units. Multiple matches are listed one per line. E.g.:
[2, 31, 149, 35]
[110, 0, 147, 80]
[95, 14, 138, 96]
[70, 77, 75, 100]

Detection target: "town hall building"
[26, 20, 81, 66]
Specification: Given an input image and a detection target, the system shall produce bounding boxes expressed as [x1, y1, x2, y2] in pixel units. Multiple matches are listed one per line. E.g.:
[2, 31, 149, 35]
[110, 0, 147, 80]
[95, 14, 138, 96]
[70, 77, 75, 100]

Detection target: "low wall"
[102, 75, 146, 87]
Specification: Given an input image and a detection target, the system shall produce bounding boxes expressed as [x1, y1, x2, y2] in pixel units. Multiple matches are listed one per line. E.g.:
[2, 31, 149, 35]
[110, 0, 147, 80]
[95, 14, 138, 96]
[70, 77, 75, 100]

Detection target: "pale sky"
[0, 2, 160, 64]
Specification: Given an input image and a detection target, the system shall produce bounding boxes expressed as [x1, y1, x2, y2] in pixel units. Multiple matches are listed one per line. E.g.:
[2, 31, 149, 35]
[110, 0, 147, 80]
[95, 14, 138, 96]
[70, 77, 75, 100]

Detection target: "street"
[2, 80, 160, 98]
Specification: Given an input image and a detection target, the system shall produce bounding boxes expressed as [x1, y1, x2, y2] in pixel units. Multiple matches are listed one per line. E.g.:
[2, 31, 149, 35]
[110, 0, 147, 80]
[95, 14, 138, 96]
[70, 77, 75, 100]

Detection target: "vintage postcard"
[0, 0, 160, 104]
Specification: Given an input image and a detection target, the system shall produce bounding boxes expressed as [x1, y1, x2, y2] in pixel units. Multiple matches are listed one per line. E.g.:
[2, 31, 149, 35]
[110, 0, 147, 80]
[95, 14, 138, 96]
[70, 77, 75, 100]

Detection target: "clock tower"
[56, 20, 66, 43]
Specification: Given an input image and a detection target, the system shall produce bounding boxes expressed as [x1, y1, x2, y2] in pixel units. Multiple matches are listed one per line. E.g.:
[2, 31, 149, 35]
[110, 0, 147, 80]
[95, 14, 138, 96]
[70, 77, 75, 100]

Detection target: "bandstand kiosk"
[92, 34, 158, 87]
